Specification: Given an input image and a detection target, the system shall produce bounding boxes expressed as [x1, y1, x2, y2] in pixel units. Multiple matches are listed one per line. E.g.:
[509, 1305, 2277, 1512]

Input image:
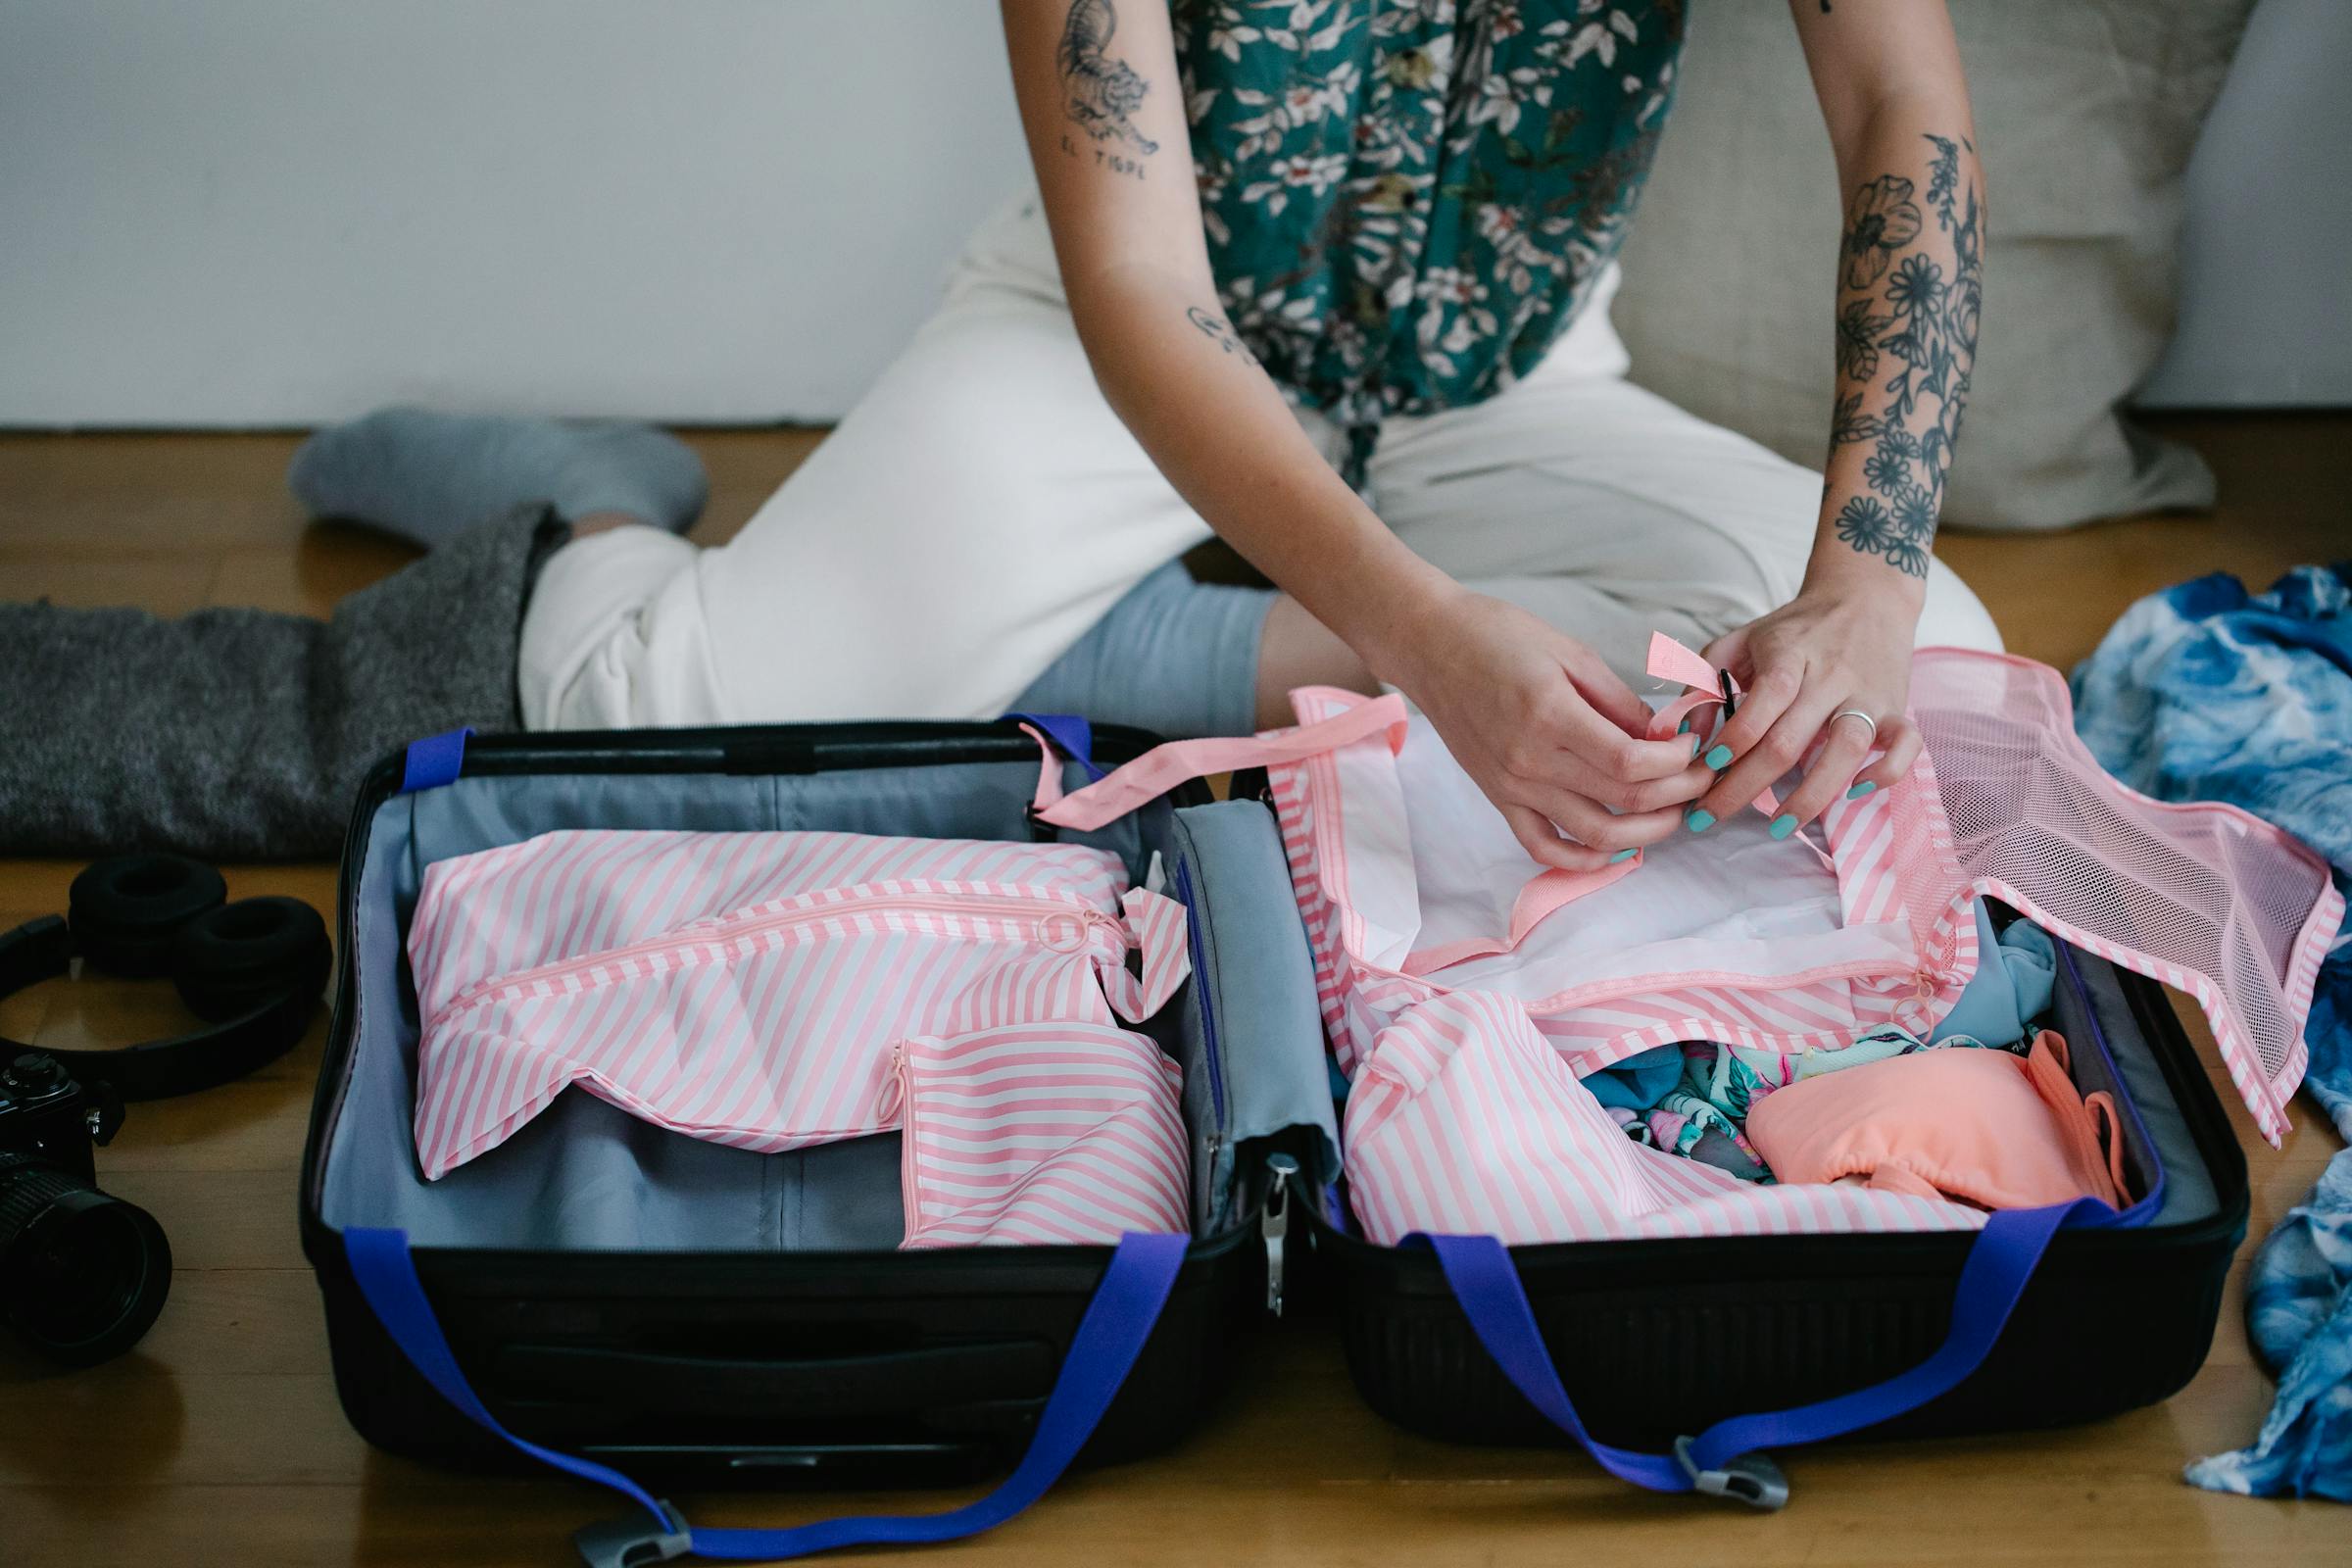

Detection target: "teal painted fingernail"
[1770, 812, 1797, 840]
[1610, 847, 1638, 863]
[1847, 780, 1877, 801]
[1704, 745, 1733, 769]
[1686, 808, 1714, 834]
[1678, 717, 1690, 735]
[1689, 733, 1704, 756]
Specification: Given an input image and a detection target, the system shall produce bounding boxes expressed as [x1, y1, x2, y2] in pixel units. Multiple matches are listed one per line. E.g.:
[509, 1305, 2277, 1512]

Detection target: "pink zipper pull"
[1038, 910, 1089, 953]
[877, 1041, 910, 1123]
[1039, 907, 1127, 954]
[1894, 969, 1938, 1033]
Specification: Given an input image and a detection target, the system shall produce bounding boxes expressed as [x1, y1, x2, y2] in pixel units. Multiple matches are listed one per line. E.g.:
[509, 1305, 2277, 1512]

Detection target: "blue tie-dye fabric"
[2071, 563, 2352, 1502]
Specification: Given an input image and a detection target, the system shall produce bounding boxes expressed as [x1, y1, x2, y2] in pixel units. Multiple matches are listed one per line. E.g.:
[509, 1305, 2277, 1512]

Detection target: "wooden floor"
[1, 414, 2344, 1565]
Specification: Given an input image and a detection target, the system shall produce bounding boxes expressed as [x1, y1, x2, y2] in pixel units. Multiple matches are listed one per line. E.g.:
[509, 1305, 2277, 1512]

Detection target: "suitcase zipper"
[1171, 859, 1229, 1139]
[1405, 952, 1956, 1024]
[431, 884, 1132, 1023]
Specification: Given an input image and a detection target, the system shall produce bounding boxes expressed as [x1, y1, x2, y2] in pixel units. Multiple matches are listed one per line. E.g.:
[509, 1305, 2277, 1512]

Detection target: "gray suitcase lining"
[2047, 936, 2216, 1228]
[318, 764, 1339, 1250]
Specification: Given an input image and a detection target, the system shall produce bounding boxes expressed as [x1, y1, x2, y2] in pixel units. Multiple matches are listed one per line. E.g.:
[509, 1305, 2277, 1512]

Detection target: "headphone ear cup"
[70, 854, 229, 976]
[169, 897, 332, 1023]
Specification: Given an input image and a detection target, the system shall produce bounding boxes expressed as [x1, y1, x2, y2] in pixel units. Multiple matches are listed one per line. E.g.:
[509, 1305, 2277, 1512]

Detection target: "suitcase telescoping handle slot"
[1422, 1195, 2128, 1509]
[341, 1228, 1188, 1566]
[494, 1340, 1056, 1421]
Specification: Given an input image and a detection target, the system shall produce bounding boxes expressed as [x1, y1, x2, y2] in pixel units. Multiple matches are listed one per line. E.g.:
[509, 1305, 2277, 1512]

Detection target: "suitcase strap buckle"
[574, 1500, 692, 1568]
[1673, 1436, 1789, 1510]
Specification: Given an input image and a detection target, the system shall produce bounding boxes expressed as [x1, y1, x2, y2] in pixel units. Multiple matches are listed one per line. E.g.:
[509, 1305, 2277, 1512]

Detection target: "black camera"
[0, 1051, 172, 1364]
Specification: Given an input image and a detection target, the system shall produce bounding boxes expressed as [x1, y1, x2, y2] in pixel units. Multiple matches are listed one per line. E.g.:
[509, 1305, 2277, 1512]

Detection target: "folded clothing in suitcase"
[1307, 931, 2251, 1491]
[403, 826, 1196, 1250]
[298, 718, 1340, 1562]
[1031, 640, 2331, 1506]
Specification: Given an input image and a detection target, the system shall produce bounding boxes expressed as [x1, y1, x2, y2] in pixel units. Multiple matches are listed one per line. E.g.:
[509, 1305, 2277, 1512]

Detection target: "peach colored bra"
[1745, 1032, 2128, 1210]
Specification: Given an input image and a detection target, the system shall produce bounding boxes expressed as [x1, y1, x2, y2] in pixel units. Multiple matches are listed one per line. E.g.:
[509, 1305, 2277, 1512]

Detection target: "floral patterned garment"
[1174, 0, 1684, 470]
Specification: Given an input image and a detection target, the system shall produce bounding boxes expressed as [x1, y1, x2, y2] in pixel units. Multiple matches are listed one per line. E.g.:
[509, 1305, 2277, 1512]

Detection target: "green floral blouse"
[1172, 0, 1685, 463]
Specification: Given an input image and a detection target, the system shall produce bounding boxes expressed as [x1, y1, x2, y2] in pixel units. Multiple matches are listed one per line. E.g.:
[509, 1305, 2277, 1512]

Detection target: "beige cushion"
[1610, 0, 2251, 531]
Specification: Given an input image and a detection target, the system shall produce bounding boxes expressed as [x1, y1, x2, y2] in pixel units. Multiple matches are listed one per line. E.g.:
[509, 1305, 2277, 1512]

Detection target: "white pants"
[518, 199, 2001, 729]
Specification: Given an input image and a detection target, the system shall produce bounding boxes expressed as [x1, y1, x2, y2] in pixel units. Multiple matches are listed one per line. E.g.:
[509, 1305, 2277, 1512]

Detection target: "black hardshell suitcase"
[1298, 931, 2249, 1469]
[298, 719, 1336, 1499]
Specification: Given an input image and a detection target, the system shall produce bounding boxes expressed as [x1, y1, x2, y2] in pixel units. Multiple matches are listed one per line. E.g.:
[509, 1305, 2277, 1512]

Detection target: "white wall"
[0, 0, 2342, 428]
[0, 1, 1032, 426]
[2137, 0, 2352, 407]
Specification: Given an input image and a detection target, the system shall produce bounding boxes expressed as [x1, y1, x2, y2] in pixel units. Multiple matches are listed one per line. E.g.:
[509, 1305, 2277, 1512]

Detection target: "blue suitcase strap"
[1004, 712, 1107, 782]
[342, 1227, 1188, 1565]
[1424, 1197, 2118, 1508]
[398, 726, 474, 793]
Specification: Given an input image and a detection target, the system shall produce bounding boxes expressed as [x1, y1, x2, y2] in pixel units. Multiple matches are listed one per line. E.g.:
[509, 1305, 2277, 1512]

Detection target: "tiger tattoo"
[1056, 0, 1160, 156]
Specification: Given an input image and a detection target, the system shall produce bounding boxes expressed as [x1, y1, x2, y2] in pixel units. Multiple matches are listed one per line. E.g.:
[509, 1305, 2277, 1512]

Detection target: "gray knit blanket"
[0, 507, 564, 860]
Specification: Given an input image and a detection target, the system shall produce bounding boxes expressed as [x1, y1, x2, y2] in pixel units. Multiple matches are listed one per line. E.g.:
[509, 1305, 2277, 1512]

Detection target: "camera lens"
[0, 1152, 172, 1365]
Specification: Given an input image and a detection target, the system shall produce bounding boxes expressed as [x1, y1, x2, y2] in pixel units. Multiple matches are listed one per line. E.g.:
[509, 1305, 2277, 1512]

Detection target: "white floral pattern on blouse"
[1174, 0, 1684, 470]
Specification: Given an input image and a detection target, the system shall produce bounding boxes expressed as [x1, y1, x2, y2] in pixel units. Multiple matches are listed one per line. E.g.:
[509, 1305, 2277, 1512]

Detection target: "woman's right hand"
[1376, 588, 1713, 871]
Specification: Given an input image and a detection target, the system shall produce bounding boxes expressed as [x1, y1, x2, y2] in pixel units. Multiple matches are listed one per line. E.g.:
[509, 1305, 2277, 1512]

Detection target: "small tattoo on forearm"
[1056, 0, 1158, 163]
[1829, 133, 1982, 579]
[1187, 305, 1257, 365]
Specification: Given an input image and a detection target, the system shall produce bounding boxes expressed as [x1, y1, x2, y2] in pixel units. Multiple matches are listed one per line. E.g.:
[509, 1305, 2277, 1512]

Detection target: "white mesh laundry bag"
[1033, 638, 2338, 1246]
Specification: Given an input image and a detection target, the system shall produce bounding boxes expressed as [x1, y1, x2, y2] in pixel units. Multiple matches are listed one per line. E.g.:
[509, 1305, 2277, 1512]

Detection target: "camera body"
[0, 1051, 122, 1182]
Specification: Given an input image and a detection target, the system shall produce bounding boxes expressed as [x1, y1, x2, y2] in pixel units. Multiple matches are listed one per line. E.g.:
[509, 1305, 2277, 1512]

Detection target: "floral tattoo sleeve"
[1826, 134, 1982, 579]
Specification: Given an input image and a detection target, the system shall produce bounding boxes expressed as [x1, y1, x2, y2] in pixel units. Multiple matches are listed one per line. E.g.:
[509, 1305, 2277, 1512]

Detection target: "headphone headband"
[0, 858, 326, 1102]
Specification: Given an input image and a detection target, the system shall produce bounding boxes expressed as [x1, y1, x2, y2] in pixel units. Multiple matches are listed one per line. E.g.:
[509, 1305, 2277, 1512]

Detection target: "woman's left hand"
[1686, 589, 1926, 833]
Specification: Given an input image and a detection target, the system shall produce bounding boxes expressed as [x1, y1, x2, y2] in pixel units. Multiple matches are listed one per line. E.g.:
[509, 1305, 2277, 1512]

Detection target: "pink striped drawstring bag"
[1031, 634, 2341, 1248]
[406, 829, 1194, 1245]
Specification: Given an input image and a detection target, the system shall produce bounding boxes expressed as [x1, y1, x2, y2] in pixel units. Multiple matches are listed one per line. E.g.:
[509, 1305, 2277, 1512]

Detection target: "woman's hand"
[1379, 589, 1713, 871]
[1689, 588, 1925, 834]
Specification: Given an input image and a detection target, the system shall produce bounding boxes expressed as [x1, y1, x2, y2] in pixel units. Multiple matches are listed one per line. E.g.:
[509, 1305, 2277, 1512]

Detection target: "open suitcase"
[297, 718, 1341, 1562]
[302, 685, 2295, 1559]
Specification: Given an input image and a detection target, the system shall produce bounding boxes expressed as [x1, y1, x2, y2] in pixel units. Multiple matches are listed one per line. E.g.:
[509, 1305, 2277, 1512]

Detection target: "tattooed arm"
[1001, 0, 1452, 683]
[1690, 0, 1983, 833]
[1003, 0, 1701, 869]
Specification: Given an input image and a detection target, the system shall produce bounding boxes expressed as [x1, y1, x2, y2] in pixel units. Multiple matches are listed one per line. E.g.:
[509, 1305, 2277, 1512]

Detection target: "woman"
[2, 1, 1996, 865]
[521, 0, 1992, 866]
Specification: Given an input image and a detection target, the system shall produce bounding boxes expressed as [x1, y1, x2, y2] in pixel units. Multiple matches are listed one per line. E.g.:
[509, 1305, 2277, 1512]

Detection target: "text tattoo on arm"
[1829, 134, 1981, 578]
[1056, 0, 1157, 177]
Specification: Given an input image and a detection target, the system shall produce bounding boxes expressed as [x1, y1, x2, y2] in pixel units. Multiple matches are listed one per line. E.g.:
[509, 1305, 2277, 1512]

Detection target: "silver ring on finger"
[1832, 709, 1879, 748]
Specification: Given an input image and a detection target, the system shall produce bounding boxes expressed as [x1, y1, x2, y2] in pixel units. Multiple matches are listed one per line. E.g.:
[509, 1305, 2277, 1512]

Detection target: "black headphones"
[0, 854, 332, 1100]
